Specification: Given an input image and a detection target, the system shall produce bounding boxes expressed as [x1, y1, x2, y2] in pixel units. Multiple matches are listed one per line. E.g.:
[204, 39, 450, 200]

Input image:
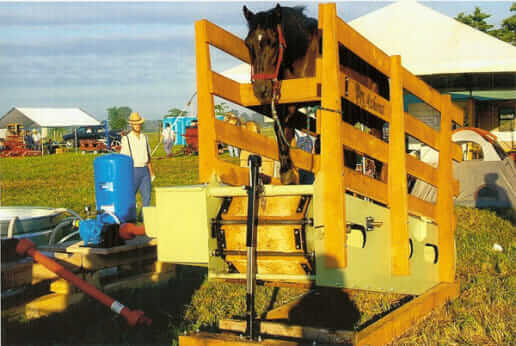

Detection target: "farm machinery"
[0, 123, 41, 157]
[1, 154, 172, 326]
[141, 3, 464, 345]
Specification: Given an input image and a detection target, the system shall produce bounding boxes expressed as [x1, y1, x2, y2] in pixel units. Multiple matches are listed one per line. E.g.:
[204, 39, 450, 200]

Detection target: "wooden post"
[195, 20, 219, 183]
[319, 3, 346, 269]
[389, 55, 410, 276]
[437, 94, 455, 282]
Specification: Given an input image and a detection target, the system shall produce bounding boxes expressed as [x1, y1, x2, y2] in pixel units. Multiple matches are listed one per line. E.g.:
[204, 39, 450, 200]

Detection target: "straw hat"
[128, 112, 145, 125]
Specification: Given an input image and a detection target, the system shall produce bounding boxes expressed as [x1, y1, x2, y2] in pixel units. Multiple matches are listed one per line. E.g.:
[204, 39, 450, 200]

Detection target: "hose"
[100, 210, 120, 225]
[57, 230, 79, 244]
[48, 217, 76, 245]
[15, 238, 152, 327]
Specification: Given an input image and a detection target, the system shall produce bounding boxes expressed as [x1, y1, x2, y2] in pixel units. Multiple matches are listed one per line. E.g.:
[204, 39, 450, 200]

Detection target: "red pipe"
[119, 223, 146, 240]
[15, 238, 152, 327]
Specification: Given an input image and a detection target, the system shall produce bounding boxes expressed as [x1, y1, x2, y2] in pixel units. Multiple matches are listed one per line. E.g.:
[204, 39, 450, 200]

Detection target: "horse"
[243, 4, 388, 185]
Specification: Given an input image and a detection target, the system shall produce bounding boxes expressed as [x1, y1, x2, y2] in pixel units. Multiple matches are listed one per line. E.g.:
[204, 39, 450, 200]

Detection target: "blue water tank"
[94, 154, 136, 223]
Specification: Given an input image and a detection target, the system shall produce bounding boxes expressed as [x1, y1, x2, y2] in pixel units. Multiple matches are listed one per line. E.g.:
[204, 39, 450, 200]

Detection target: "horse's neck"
[283, 32, 320, 79]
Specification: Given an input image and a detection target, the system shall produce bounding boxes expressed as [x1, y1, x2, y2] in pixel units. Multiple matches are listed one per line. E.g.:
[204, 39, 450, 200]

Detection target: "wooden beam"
[341, 121, 388, 163]
[180, 332, 298, 345]
[436, 95, 456, 283]
[389, 55, 410, 276]
[219, 320, 353, 344]
[211, 72, 242, 105]
[406, 155, 437, 187]
[214, 119, 317, 172]
[408, 195, 436, 221]
[202, 20, 250, 64]
[343, 167, 388, 204]
[240, 78, 320, 107]
[339, 71, 391, 123]
[216, 160, 250, 186]
[402, 67, 442, 115]
[195, 20, 218, 183]
[319, 3, 347, 269]
[335, 16, 391, 77]
[354, 282, 460, 345]
[405, 112, 439, 150]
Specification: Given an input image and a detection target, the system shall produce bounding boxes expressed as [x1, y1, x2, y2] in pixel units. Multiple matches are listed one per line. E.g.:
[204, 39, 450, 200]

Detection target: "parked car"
[62, 125, 122, 148]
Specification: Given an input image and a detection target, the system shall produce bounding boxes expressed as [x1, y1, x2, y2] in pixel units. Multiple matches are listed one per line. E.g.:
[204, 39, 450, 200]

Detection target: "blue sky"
[1, 1, 514, 121]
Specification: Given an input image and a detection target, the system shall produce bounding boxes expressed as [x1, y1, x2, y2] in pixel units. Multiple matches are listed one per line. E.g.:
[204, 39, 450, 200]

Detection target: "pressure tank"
[94, 154, 136, 223]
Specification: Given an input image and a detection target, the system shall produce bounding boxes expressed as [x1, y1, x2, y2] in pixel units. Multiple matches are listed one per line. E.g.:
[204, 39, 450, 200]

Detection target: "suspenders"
[125, 134, 150, 162]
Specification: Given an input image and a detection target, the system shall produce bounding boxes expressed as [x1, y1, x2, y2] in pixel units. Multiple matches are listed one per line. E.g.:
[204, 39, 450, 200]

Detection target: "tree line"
[456, 2, 516, 46]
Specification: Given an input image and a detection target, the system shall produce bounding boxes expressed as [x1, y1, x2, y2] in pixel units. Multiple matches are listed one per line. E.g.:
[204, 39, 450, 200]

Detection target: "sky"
[1, 1, 514, 121]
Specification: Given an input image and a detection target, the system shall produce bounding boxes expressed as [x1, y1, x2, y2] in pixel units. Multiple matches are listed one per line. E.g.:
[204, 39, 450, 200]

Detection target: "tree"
[456, 3, 516, 46]
[107, 106, 131, 130]
[164, 108, 188, 118]
[214, 103, 230, 117]
[456, 7, 493, 32]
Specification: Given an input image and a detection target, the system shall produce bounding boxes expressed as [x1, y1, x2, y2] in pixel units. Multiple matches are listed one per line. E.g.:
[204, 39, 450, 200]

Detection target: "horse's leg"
[274, 105, 299, 185]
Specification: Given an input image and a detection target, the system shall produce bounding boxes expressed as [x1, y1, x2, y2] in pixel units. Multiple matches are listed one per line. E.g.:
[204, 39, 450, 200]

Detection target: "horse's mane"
[248, 6, 318, 74]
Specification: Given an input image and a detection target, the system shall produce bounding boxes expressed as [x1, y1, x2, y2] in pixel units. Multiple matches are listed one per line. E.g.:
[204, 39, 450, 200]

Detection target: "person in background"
[225, 113, 241, 158]
[32, 129, 41, 150]
[295, 129, 315, 184]
[161, 122, 176, 157]
[25, 130, 34, 150]
[120, 112, 155, 211]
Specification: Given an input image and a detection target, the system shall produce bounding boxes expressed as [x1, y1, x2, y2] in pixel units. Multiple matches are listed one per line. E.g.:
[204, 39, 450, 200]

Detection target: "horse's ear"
[274, 4, 282, 22]
[243, 5, 254, 22]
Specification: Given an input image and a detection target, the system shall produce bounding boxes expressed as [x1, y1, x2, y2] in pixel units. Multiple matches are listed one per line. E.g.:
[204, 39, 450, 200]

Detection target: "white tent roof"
[348, 0, 516, 76]
[222, 63, 251, 84]
[1, 107, 101, 128]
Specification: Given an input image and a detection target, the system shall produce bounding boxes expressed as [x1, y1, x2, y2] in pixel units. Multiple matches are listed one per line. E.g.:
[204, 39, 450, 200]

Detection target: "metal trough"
[0, 207, 76, 245]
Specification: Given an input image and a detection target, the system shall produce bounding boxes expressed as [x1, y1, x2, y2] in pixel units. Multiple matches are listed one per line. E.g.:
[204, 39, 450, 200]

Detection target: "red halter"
[250, 24, 287, 82]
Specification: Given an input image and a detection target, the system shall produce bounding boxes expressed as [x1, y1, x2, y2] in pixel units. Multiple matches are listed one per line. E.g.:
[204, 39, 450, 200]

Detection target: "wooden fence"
[195, 3, 463, 283]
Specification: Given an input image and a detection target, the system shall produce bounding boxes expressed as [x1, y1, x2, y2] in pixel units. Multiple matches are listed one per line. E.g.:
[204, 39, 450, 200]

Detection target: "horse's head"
[243, 4, 284, 102]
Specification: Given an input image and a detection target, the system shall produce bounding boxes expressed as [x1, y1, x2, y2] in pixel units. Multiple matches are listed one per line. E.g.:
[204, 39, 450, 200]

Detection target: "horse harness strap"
[250, 24, 287, 84]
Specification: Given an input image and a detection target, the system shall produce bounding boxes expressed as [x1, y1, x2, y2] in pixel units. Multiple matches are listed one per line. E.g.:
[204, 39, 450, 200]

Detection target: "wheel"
[110, 139, 121, 148]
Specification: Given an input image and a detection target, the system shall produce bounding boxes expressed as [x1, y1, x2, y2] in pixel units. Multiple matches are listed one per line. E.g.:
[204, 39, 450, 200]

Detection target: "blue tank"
[94, 154, 136, 223]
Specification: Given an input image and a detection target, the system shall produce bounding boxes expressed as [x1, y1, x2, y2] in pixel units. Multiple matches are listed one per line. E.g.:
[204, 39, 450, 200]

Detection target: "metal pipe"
[15, 238, 152, 327]
[211, 218, 313, 226]
[119, 223, 146, 240]
[245, 155, 261, 340]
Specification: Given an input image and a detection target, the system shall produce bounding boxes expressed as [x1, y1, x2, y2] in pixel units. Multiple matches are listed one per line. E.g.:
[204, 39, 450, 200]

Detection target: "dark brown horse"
[243, 4, 388, 185]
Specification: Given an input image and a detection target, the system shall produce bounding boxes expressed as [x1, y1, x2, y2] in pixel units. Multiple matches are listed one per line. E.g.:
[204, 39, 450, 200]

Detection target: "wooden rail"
[195, 2, 462, 277]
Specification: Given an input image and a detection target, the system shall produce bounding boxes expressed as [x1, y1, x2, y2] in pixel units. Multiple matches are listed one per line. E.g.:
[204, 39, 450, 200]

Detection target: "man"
[120, 112, 155, 209]
[295, 129, 315, 184]
[161, 122, 175, 157]
[32, 129, 41, 150]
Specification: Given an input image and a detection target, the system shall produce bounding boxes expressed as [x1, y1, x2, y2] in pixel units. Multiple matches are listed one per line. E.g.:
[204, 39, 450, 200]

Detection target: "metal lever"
[245, 155, 262, 340]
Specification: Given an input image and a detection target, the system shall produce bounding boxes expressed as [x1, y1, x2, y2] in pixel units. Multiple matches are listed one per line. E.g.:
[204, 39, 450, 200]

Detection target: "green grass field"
[1, 134, 514, 345]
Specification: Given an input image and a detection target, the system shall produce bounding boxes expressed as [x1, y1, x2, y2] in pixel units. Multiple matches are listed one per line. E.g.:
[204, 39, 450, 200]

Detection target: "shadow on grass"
[2, 265, 207, 345]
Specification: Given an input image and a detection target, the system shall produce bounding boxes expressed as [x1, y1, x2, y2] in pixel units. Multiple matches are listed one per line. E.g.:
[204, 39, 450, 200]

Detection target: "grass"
[1, 137, 515, 345]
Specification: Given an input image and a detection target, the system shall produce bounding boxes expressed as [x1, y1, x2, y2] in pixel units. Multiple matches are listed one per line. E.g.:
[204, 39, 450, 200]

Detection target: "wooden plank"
[341, 121, 388, 163]
[319, 3, 347, 269]
[211, 72, 242, 105]
[216, 160, 250, 186]
[343, 167, 388, 204]
[219, 320, 353, 344]
[402, 67, 443, 115]
[202, 20, 250, 64]
[450, 102, 464, 126]
[180, 332, 298, 345]
[339, 71, 391, 123]
[405, 112, 439, 150]
[406, 155, 438, 187]
[240, 77, 320, 107]
[436, 95, 456, 283]
[408, 195, 436, 221]
[335, 16, 391, 77]
[354, 282, 459, 345]
[195, 20, 218, 183]
[214, 119, 317, 172]
[389, 55, 410, 276]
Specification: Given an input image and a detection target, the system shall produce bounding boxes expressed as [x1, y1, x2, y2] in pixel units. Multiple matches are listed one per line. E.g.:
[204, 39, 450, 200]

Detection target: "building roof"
[0, 107, 101, 128]
[348, 0, 516, 76]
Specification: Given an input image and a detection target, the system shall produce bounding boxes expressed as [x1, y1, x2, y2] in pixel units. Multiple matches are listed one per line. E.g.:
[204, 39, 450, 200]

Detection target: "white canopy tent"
[0, 107, 101, 129]
[348, 0, 516, 76]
